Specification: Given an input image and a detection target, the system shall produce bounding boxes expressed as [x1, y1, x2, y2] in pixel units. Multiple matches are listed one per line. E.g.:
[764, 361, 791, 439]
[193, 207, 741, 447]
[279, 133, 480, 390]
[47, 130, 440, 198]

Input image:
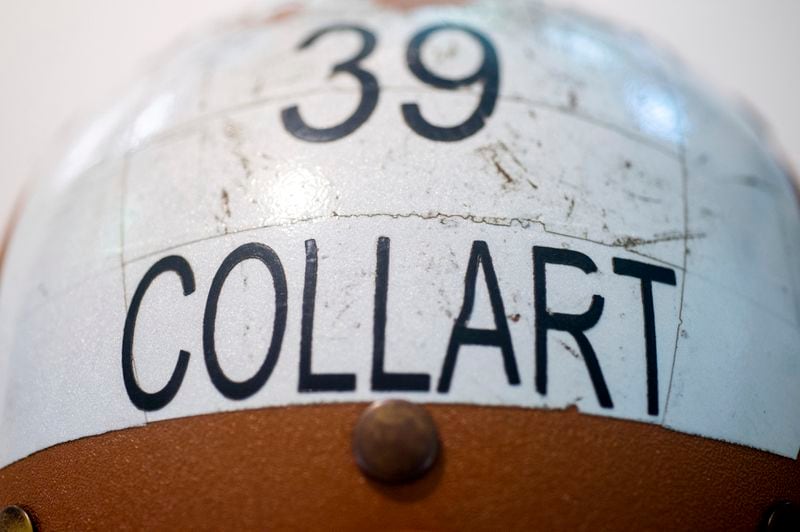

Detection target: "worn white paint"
[0, 0, 798, 467]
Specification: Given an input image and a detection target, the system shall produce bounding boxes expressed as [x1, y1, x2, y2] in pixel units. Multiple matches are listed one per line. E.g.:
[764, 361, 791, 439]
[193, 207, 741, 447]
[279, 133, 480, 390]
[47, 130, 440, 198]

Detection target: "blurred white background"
[1, 0, 798, 229]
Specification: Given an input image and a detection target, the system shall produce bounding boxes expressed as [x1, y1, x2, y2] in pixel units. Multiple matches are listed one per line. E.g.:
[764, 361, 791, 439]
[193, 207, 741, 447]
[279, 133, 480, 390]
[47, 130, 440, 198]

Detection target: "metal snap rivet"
[763, 501, 800, 532]
[353, 399, 440, 483]
[0, 506, 34, 532]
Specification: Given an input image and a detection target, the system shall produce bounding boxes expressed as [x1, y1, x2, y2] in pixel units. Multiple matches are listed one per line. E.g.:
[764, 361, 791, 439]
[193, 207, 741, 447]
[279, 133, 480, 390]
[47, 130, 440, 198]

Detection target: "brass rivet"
[763, 501, 800, 532]
[353, 399, 440, 483]
[0, 506, 34, 532]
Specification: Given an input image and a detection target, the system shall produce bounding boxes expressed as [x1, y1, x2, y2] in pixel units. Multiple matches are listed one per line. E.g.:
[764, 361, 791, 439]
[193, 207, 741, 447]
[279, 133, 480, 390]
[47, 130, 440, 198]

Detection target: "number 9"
[402, 23, 500, 142]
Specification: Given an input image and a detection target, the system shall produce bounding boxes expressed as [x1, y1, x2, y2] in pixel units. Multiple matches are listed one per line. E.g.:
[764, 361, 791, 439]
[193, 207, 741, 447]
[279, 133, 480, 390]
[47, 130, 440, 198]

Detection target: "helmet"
[1, 1, 798, 529]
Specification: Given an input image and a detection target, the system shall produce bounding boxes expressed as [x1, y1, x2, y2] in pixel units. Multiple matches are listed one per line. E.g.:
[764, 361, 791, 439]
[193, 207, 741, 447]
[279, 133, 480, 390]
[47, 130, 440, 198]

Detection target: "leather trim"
[1, 404, 798, 530]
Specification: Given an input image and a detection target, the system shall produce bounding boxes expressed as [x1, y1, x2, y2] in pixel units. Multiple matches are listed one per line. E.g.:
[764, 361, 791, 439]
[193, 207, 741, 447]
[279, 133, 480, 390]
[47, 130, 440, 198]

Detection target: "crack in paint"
[123, 210, 687, 272]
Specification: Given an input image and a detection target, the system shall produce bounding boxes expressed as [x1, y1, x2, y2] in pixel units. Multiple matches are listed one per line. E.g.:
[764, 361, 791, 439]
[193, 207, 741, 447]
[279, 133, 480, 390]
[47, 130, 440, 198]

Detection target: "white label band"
[122, 216, 680, 421]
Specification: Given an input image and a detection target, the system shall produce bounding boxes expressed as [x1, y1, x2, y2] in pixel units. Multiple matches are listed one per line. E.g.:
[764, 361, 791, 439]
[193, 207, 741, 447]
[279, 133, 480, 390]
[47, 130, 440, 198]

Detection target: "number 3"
[281, 25, 379, 143]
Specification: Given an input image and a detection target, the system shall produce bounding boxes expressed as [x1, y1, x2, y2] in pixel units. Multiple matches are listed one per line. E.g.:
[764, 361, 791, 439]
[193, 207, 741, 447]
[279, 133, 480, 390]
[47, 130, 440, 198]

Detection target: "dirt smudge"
[264, 3, 303, 24]
[374, 0, 468, 12]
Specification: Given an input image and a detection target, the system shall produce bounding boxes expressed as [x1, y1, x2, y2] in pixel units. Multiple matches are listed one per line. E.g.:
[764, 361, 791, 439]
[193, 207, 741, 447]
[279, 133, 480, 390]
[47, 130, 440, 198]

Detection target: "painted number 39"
[281, 23, 500, 142]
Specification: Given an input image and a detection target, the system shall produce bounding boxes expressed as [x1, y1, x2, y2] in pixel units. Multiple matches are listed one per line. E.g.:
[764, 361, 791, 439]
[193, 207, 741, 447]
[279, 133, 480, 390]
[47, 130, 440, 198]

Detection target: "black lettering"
[299, 239, 357, 392]
[122, 255, 194, 411]
[281, 25, 379, 142]
[372, 237, 431, 391]
[203, 243, 287, 400]
[403, 23, 499, 141]
[533, 246, 612, 408]
[612, 257, 677, 416]
[437, 241, 520, 392]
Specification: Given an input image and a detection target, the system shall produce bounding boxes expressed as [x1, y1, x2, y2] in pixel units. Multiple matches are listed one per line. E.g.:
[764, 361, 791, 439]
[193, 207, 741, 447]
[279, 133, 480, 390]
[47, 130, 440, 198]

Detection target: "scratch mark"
[494, 160, 514, 184]
[612, 231, 704, 250]
[567, 90, 578, 110]
[662, 81, 691, 423]
[224, 120, 253, 181]
[335, 302, 352, 321]
[558, 339, 580, 359]
[221, 189, 232, 218]
[565, 196, 575, 220]
[733, 174, 776, 193]
[476, 141, 528, 189]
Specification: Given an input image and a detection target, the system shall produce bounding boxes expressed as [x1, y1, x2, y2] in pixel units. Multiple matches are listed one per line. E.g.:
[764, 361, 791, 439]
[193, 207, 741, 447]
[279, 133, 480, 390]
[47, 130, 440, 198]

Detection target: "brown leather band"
[1, 404, 798, 530]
